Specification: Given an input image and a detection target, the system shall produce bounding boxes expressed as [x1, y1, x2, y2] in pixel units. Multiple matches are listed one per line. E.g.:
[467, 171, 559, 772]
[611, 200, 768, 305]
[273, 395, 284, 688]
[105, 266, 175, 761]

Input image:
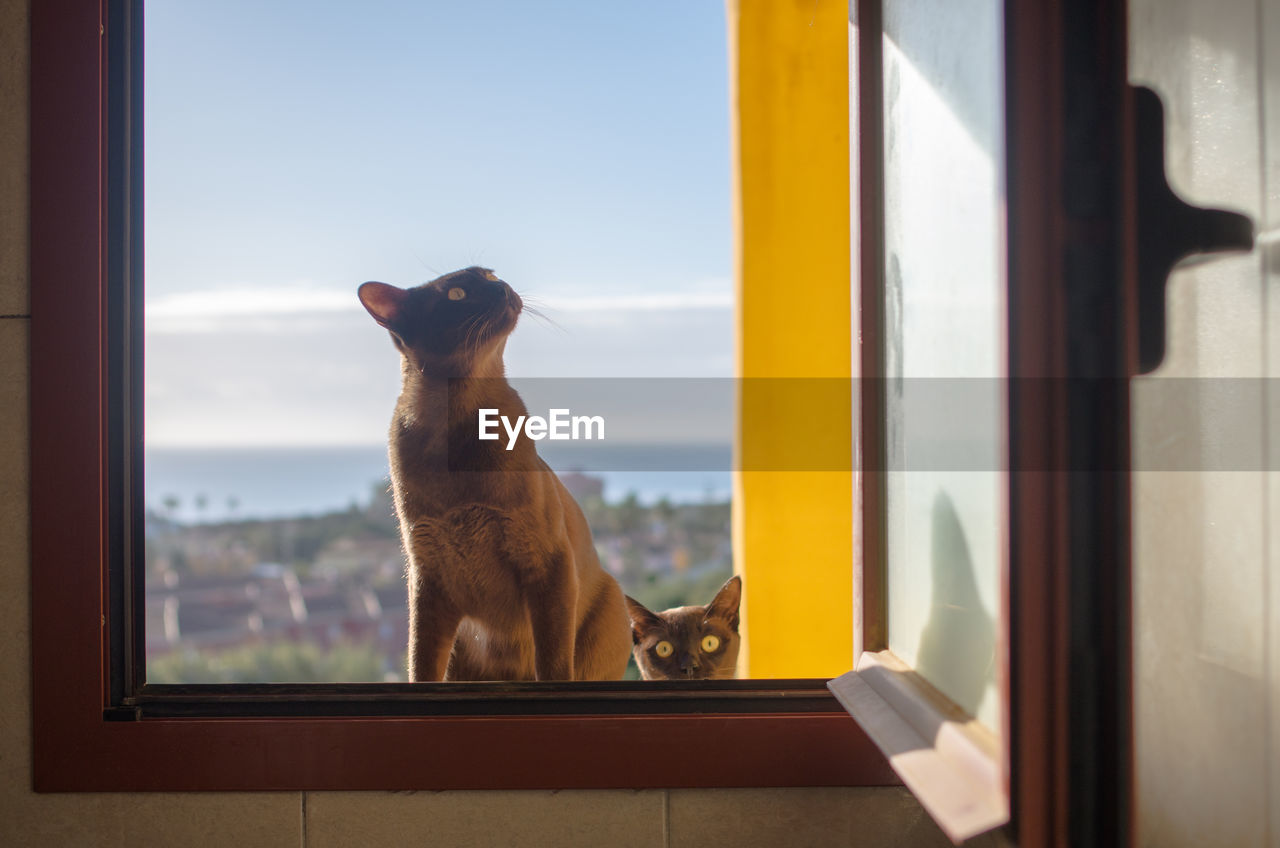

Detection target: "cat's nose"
[679, 656, 700, 676]
[504, 284, 523, 311]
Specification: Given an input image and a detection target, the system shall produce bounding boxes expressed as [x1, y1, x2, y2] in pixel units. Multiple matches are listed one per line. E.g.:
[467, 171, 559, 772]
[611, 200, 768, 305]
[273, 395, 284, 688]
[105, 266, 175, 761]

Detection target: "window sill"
[827, 650, 1007, 843]
[123, 679, 845, 718]
[36, 703, 900, 792]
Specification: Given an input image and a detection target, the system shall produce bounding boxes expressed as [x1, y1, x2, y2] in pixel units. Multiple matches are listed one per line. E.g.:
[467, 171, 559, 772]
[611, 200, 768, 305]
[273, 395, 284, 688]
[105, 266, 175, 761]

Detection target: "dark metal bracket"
[1132, 85, 1255, 375]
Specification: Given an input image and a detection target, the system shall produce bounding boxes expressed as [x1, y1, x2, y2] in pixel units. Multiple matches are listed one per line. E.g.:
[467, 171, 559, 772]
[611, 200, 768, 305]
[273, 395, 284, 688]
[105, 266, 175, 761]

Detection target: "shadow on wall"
[915, 491, 995, 718]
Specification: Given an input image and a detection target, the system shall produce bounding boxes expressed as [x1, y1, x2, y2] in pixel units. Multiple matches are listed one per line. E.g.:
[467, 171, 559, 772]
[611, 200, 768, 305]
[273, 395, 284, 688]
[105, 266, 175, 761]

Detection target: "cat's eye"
[654, 641, 674, 658]
[447, 287, 467, 301]
[701, 634, 721, 653]
[481, 269, 500, 281]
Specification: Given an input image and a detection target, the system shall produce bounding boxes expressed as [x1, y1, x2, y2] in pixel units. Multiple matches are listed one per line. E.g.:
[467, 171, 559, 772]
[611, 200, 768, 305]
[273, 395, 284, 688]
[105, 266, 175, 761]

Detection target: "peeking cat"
[624, 576, 742, 680]
[358, 267, 632, 682]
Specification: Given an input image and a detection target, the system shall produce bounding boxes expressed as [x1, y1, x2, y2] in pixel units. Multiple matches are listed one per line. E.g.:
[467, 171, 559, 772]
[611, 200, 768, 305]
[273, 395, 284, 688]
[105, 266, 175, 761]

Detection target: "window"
[31, 5, 1139, 843]
[829, 2, 1008, 840]
[31, 0, 887, 791]
[829, 2, 1139, 846]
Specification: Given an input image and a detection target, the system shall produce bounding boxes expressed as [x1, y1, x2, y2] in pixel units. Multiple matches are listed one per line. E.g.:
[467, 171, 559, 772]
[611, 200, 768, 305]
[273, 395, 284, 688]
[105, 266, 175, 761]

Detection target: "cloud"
[146, 287, 355, 317]
[535, 291, 732, 312]
[144, 286, 734, 447]
[145, 282, 733, 334]
[145, 286, 357, 334]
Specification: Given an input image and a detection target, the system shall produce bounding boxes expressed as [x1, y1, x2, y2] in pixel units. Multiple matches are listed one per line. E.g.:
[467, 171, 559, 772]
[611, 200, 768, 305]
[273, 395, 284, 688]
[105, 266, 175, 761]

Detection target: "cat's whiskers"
[410, 249, 442, 277]
[456, 315, 481, 357]
[515, 295, 565, 334]
[458, 313, 489, 361]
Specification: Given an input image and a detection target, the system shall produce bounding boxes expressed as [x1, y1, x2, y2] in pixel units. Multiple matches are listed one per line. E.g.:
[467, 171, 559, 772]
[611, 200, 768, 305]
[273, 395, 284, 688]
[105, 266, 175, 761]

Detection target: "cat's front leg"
[524, 551, 578, 681]
[406, 561, 462, 682]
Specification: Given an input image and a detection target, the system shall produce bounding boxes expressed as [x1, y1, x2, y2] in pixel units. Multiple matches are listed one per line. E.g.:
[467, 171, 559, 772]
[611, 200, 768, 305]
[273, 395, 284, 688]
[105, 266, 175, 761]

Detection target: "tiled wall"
[1128, 1, 1280, 847]
[0, 0, 965, 844]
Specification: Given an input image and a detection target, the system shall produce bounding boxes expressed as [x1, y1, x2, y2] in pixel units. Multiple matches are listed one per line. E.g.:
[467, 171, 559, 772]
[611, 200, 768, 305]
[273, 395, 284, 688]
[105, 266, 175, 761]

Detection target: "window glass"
[143, 0, 733, 682]
[880, 0, 1005, 731]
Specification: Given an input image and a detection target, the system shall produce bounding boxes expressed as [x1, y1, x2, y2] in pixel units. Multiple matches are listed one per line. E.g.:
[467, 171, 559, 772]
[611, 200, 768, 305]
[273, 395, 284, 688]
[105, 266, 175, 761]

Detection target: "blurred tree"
[148, 639, 387, 684]
[161, 493, 181, 519]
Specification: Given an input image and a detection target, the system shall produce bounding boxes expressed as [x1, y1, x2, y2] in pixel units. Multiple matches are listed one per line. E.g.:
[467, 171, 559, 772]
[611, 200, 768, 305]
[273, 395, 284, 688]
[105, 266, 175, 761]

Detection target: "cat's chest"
[403, 504, 554, 613]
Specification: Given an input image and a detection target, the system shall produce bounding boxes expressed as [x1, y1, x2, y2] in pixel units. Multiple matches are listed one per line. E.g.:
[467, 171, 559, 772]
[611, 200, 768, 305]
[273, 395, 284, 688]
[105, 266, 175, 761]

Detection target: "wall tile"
[0, 321, 305, 848]
[1129, 3, 1274, 846]
[1129, 0, 1263, 220]
[0, 319, 30, 798]
[0, 0, 28, 315]
[1, 794, 304, 848]
[305, 790, 665, 848]
[669, 786, 957, 848]
[1263, 0, 1279, 228]
[113, 794, 303, 847]
[1266, 25, 1280, 838]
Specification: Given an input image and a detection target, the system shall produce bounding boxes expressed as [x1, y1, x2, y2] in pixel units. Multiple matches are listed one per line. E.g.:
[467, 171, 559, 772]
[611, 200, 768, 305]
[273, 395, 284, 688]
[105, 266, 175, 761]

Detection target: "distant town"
[144, 473, 733, 682]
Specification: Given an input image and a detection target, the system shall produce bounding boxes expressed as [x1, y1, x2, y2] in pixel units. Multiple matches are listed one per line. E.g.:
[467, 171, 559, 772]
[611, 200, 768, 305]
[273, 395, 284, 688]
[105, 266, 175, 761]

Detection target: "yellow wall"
[731, 0, 854, 677]
[0, 1, 952, 844]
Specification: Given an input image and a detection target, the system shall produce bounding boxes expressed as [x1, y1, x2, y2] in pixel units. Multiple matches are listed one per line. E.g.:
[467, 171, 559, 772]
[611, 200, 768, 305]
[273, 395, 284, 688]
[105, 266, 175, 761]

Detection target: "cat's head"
[358, 267, 522, 376]
[624, 576, 742, 680]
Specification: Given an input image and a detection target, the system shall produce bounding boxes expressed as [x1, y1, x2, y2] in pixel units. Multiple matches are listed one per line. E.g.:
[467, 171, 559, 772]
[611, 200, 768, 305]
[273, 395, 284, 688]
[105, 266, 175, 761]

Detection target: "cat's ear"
[706, 575, 742, 631]
[624, 595, 663, 643]
[358, 281, 410, 330]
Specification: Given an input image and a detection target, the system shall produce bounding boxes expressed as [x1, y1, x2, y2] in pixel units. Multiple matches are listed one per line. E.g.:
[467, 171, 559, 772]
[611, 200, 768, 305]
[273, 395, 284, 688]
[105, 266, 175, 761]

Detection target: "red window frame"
[28, 0, 896, 793]
[30, 7, 1135, 845]
[843, 2, 1137, 845]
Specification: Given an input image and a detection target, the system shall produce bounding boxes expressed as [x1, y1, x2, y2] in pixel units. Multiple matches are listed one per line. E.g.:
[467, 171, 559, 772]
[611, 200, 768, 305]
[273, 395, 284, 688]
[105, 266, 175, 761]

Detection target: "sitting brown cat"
[624, 576, 742, 679]
[358, 267, 631, 682]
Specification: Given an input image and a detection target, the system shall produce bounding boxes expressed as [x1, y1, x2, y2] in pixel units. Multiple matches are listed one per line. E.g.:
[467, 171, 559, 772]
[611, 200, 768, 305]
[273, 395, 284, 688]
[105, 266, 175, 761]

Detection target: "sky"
[144, 0, 733, 447]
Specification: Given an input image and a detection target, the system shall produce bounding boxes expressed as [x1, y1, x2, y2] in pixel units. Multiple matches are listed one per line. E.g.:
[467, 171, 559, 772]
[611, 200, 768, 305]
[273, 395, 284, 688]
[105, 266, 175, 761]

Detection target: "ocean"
[146, 444, 733, 523]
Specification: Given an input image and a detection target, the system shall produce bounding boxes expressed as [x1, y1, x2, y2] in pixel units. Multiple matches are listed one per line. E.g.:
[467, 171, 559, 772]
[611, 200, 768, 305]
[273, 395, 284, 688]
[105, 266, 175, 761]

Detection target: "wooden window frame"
[830, 3, 1009, 841]
[29, 5, 1134, 841]
[29, 0, 895, 793]
[831, 2, 1136, 846]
